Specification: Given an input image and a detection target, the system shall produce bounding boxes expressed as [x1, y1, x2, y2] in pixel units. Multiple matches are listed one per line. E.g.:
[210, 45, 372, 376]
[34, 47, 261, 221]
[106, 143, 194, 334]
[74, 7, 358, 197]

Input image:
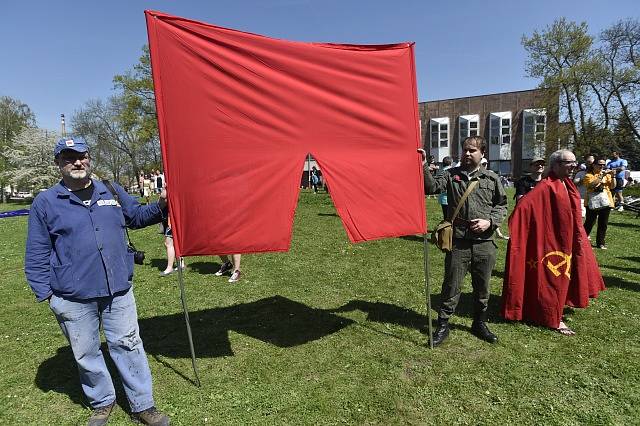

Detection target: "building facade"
[419, 88, 558, 177]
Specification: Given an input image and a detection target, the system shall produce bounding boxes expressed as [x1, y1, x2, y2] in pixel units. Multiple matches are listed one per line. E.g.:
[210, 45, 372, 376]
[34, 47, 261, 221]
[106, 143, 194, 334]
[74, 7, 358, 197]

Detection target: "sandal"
[557, 321, 575, 336]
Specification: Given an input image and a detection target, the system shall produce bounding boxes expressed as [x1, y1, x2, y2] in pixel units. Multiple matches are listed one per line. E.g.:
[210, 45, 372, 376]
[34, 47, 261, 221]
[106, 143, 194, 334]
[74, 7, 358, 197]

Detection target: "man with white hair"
[502, 149, 605, 335]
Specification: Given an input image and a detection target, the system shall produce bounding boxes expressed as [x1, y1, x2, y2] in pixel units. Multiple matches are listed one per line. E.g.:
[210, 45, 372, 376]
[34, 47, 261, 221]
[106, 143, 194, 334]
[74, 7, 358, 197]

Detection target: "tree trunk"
[561, 83, 580, 146]
[588, 84, 610, 129]
[574, 84, 588, 135]
[613, 87, 640, 139]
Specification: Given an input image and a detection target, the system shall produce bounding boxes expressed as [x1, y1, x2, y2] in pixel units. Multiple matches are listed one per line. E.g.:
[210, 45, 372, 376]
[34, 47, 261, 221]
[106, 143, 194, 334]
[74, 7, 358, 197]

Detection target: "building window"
[459, 114, 480, 154]
[430, 118, 449, 149]
[489, 112, 512, 146]
[522, 109, 546, 160]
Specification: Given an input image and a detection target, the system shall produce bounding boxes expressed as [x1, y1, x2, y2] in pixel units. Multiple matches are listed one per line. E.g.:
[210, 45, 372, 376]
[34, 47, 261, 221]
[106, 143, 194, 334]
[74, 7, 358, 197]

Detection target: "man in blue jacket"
[25, 137, 170, 426]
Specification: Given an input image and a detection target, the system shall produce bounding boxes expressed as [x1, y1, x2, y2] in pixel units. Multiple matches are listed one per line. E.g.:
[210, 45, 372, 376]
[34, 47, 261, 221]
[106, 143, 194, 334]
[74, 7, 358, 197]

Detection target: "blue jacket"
[25, 179, 165, 302]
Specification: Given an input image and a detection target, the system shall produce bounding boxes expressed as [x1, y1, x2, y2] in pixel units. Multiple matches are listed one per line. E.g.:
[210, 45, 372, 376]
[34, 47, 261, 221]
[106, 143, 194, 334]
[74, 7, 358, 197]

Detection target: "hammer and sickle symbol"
[542, 251, 572, 279]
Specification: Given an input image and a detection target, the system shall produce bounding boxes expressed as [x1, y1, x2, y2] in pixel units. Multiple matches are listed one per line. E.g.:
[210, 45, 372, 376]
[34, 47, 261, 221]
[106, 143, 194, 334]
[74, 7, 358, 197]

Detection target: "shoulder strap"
[102, 179, 120, 204]
[102, 180, 136, 249]
[448, 180, 479, 222]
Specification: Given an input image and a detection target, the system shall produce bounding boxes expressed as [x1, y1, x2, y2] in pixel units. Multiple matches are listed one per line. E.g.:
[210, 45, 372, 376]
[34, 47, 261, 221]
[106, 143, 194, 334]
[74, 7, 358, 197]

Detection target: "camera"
[133, 250, 146, 265]
[129, 246, 146, 265]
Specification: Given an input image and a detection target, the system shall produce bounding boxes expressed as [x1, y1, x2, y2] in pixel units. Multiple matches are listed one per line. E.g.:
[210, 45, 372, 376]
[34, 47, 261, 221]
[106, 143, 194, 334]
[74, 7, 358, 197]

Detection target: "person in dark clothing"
[515, 157, 545, 204]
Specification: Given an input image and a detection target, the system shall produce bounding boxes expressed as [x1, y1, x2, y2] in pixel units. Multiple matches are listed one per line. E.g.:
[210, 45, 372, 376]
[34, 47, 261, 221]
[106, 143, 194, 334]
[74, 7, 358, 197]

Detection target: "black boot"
[471, 317, 498, 344]
[431, 318, 450, 347]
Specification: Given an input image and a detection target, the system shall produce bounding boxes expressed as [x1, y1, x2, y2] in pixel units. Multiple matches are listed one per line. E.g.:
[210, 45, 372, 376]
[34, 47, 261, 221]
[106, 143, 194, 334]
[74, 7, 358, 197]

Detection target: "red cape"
[501, 175, 605, 328]
[145, 11, 425, 257]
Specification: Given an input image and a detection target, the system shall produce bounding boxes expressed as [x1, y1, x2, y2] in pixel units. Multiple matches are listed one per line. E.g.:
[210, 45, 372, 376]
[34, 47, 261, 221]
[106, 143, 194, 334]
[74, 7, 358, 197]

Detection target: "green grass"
[1, 189, 639, 425]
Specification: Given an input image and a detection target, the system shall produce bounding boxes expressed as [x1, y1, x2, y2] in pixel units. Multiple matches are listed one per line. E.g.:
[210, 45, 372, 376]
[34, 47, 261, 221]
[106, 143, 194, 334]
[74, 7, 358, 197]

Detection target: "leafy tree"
[0, 96, 36, 201]
[612, 114, 640, 169]
[522, 18, 596, 147]
[73, 46, 161, 186]
[5, 127, 59, 191]
[599, 19, 640, 140]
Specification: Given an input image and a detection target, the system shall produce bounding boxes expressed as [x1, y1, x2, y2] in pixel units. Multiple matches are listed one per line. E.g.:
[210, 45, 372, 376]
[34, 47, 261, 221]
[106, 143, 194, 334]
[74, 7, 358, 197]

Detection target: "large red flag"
[145, 11, 426, 257]
[501, 175, 605, 328]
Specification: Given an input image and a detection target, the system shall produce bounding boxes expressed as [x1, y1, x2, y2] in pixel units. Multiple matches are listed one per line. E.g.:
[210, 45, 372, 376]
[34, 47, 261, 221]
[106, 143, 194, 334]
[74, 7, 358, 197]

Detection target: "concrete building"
[419, 88, 558, 177]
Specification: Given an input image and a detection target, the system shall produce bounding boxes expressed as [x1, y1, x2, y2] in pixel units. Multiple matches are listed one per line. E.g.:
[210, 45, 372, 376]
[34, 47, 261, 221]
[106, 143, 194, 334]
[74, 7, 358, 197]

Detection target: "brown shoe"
[132, 406, 170, 426]
[87, 402, 115, 426]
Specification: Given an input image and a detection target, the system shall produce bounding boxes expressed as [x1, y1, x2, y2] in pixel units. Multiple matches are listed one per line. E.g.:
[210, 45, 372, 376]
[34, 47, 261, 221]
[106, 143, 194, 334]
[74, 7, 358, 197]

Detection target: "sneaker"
[598, 245, 607, 250]
[215, 261, 233, 276]
[616, 206, 624, 212]
[88, 402, 115, 426]
[131, 406, 170, 426]
[228, 270, 241, 283]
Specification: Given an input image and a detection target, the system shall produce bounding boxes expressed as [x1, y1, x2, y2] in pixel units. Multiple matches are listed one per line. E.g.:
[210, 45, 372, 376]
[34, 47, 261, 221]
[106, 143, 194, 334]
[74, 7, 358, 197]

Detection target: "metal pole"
[60, 114, 66, 137]
[176, 256, 201, 386]
[307, 154, 312, 189]
[423, 233, 433, 349]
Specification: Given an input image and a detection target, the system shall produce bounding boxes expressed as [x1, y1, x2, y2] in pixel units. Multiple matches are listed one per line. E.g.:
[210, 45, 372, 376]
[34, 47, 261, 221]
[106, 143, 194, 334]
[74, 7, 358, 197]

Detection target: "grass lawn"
[0, 190, 639, 425]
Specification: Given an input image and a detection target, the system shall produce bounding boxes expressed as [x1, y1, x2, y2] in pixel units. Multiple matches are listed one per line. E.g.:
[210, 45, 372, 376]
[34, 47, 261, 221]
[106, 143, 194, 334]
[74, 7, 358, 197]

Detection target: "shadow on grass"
[317, 213, 338, 217]
[601, 274, 639, 292]
[616, 256, 640, 263]
[185, 261, 221, 275]
[35, 344, 130, 411]
[138, 295, 354, 359]
[331, 292, 504, 337]
[608, 221, 638, 229]
[398, 235, 426, 242]
[149, 258, 166, 272]
[36, 296, 355, 398]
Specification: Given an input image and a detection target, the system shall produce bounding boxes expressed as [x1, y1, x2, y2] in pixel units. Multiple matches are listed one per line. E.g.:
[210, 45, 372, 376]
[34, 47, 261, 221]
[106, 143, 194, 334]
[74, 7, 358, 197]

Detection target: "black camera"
[133, 250, 146, 265]
[129, 246, 146, 265]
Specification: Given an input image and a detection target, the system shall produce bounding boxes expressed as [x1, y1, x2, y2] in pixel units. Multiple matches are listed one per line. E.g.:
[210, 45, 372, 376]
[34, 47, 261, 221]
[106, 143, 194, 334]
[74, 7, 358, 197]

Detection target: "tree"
[0, 96, 36, 201]
[599, 19, 640, 140]
[522, 18, 596, 147]
[73, 46, 161, 186]
[612, 114, 640, 169]
[73, 96, 151, 185]
[5, 127, 59, 190]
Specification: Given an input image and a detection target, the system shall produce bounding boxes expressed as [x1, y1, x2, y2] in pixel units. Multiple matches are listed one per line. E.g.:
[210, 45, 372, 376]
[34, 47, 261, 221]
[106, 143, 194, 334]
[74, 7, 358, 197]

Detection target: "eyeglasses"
[58, 153, 90, 164]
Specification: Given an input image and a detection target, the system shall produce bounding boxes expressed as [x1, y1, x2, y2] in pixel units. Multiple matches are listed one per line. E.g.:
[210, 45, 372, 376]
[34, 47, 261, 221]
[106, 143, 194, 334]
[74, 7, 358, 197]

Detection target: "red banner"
[145, 10, 426, 256]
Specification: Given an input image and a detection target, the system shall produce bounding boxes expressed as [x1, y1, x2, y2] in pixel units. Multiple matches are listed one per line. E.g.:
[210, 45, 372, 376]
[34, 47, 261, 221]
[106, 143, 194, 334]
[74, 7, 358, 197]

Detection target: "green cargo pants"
[438, 239, 496, 320]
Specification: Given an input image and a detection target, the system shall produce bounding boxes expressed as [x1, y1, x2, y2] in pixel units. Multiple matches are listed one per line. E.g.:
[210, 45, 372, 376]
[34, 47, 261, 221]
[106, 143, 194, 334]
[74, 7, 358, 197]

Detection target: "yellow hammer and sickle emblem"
[542, 251, 572, 279]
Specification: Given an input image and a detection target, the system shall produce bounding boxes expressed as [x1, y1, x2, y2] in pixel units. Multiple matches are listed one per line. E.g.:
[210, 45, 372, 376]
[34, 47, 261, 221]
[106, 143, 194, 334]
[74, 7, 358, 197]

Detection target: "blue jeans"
[49, 288, 154, 412]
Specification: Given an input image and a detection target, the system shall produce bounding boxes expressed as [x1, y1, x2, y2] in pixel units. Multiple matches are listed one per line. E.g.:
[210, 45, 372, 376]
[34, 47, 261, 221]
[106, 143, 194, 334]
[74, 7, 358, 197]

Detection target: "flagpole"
[307, 154, 312, 189]
[176, 256, 201, 386]
[423, 233, 433, 349]
[60, 114, 66, 137]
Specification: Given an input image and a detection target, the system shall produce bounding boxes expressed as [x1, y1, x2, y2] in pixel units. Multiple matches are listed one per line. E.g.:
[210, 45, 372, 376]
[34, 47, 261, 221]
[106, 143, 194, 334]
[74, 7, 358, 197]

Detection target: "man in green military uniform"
[420, 136, 507, 346]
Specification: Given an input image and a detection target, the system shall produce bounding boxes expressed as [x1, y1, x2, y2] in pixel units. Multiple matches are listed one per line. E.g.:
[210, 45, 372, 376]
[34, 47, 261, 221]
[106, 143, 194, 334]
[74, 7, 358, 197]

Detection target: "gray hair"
[548, 149, 574, 165]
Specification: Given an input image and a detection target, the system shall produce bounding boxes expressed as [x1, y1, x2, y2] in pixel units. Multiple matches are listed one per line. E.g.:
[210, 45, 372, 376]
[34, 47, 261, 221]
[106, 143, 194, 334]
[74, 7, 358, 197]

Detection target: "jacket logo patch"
[97, 199, 120, 207]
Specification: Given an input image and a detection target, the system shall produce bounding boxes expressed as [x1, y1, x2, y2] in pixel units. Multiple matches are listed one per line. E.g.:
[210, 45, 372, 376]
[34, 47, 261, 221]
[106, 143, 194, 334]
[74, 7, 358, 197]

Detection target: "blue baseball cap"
[54, 137, 89, 157]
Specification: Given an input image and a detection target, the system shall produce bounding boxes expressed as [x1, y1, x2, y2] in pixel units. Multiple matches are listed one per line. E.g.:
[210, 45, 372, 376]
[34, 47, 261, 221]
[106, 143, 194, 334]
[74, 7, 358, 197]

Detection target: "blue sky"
[2, 0, 637, 131]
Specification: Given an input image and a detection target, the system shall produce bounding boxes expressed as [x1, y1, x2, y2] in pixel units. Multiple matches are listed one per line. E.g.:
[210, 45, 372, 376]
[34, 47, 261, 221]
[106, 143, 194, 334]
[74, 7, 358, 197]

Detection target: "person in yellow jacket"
[582, 159, 616, 249]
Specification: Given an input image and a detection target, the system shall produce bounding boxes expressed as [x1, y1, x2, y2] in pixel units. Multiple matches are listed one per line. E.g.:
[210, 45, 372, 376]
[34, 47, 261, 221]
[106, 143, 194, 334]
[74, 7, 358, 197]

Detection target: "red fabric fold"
[501, 176, 605, 328]
[145, 10, 426, 257]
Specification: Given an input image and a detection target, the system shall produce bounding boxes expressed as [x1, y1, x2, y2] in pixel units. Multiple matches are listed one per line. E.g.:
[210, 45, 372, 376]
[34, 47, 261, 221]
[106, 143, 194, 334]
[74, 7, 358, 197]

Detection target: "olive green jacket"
[424, 165, 508, 240]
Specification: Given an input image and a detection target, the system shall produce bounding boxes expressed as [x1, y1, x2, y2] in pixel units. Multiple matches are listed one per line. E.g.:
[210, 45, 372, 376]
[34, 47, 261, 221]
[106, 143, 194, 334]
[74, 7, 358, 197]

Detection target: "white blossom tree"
[5, 127, 60, 191]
